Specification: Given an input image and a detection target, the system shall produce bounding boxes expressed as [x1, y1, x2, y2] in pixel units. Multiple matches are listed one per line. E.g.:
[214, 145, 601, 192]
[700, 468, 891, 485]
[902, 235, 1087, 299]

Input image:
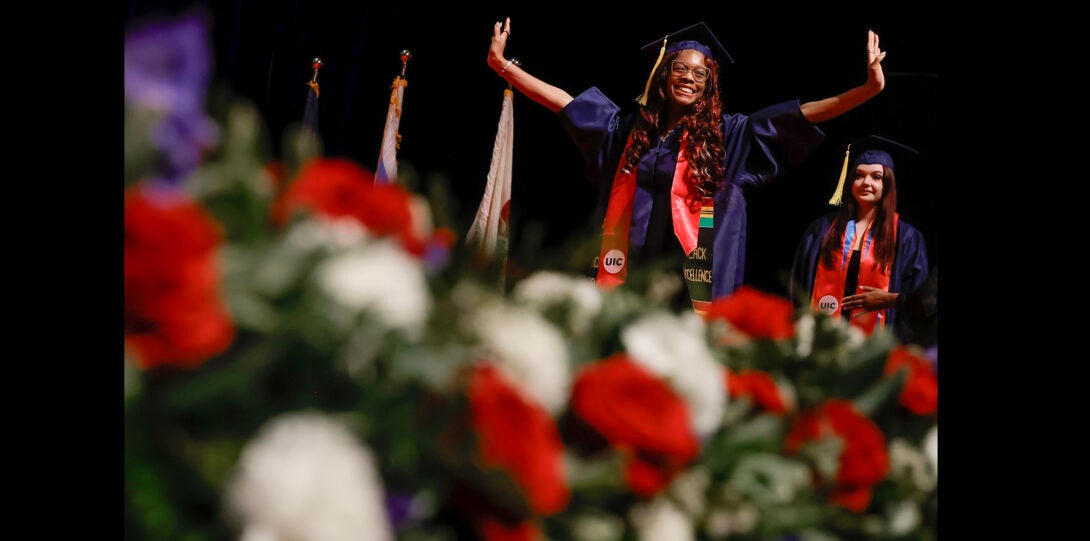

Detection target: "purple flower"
[124, 10, 218, 185]
[423, 236, 453, 273]
[384, 491, 418, 529]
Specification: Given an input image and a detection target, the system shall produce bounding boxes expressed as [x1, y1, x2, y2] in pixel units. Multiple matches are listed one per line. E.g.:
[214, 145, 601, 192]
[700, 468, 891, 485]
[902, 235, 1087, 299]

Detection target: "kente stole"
[810, 213, 899, 334]
[594, 134, 714, 314]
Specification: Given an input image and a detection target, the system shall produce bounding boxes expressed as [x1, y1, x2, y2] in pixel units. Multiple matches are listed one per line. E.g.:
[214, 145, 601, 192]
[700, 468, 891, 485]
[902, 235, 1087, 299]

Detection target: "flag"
[303, 60, 321, 133]
[375, 75, 407, 185]
[301, 58, 322, 152]
[466, 88, 515, 280]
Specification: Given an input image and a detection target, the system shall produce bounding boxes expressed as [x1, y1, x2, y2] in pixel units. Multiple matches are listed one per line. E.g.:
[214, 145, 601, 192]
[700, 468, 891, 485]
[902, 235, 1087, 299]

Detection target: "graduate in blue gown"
[486, 18, 888, 313]
[788, 135, 930, 339]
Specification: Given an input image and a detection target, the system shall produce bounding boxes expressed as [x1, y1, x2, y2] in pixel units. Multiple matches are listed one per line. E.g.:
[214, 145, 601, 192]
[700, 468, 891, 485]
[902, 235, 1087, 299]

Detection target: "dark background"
[123, 0, 940, 298]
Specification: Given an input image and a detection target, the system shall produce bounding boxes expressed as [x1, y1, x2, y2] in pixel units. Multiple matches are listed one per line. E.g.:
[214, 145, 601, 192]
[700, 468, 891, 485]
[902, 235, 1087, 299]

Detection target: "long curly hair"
[818, 166, 899, 273]
[620, 51, 725, 202]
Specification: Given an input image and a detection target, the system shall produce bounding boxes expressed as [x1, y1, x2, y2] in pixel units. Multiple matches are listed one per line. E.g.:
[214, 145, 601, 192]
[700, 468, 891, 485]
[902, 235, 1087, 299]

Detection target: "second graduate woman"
[486, 18, 887, 313]
[789, 135, 930, 338]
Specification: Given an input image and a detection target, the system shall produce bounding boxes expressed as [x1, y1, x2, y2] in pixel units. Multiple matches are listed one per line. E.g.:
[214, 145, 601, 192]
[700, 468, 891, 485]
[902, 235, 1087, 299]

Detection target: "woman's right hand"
[488, 17, 512, 75]
[484, 17, 574, 112]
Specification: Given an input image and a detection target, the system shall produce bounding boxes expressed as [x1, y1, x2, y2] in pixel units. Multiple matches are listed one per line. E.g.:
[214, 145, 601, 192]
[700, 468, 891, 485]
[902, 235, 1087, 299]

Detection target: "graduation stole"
[594, 133, 714, 313]
[810, 213, 899, 334]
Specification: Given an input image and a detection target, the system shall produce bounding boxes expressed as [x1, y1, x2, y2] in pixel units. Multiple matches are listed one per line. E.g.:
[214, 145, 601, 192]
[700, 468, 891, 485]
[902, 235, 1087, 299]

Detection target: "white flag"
[376, 77, 407, 185]
[466, 88, 514, 262]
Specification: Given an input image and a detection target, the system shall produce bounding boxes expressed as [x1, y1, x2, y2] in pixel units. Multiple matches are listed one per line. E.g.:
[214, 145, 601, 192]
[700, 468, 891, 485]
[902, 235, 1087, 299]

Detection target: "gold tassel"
[828, 143, 851, 206]
[637, 36, 668, 106]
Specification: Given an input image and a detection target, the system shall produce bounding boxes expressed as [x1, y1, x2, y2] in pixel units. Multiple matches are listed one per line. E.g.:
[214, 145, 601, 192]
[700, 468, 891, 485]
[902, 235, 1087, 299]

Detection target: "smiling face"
[666, 49, 708, 107]
[851, 164, 886, 208]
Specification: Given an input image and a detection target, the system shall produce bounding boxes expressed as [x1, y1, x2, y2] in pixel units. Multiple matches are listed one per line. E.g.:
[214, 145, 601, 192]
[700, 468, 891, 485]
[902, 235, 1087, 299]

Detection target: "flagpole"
[496, 59, 520, 289]
[376, 49, 412, 185]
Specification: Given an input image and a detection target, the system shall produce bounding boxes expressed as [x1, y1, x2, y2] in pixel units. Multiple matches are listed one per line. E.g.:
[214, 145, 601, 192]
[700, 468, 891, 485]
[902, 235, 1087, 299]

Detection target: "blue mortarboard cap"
[639, 22, 734, 64]
[829, 134, 919, 206]
[850, 134, 918, 171]
[636, 22, 732, 105]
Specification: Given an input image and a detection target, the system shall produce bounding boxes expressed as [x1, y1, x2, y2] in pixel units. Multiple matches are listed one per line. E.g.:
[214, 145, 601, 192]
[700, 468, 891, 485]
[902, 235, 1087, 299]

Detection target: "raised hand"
[488, 17, 512, 74]
[865, 29, 886, 93]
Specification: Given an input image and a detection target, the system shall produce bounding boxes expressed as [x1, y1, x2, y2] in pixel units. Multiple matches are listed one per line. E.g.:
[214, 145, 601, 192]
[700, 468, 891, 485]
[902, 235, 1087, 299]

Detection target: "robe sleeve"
[896, 263, 937, 346]
[892, 223, 932, 345]
[894, 221, 929, 296]
[556, 87, 630, 186]
[730, 99, 825, 189]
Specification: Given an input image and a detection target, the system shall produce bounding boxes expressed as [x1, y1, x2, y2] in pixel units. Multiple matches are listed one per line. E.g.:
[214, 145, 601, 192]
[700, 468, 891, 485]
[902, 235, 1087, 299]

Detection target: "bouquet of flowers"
[124, 11, 937, 541]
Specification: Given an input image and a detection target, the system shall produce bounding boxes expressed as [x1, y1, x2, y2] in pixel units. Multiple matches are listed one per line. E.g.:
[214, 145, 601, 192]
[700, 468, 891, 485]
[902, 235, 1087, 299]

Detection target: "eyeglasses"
[669, 60, 710, 83]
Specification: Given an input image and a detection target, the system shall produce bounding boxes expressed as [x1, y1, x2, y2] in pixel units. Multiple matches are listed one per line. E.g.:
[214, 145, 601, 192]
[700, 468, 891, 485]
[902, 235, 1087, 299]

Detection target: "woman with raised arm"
[487, 18, 887, 313]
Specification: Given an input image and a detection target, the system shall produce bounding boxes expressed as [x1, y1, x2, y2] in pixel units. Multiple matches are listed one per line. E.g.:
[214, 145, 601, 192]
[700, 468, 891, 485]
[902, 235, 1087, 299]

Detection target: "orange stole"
[594, 135, 710, 314]
[810, 214, 899, 334]
[594, 134, 639, 289]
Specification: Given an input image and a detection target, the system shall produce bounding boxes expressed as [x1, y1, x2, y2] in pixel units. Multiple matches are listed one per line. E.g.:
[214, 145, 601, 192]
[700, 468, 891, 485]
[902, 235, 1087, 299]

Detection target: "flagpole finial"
[399, 49, 412, 78]
[311, 57, 323, 84]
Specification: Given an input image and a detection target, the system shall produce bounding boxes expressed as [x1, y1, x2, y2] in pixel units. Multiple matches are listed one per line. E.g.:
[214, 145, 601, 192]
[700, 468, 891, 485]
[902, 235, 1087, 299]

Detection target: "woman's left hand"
[844, 285, 895, 314]
[865, 29, 886, 93]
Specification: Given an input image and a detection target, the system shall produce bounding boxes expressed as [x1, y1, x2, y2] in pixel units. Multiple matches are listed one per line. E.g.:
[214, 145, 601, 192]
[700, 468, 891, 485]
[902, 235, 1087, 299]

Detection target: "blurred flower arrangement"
[124, 11, 937, 541]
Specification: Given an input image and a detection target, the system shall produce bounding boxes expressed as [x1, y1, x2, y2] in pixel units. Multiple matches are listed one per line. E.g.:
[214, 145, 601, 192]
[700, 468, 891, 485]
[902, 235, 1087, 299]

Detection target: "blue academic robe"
[558, 87, 824, 300]
[788, 212, 930, 333]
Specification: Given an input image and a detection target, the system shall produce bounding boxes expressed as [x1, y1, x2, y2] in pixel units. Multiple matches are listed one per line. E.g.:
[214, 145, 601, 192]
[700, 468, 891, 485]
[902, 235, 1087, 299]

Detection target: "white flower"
[703, 503, 758, 538]
[794, 313, 815, 357]
[286, 217, 369, 250]
[644, 270, 686, 306]
[670, 466, 711, 516]
[224, 412, 393, 541]
[885, 499, 922, 536]
[845, 324, 866, 349]
[888, 438, 936, 493]
[622, 311, 725, 436]
[511, 270, 603, 336]
[629, 495, 693, 541]
[315, 239, 430, 339]
[472, 303, 571, 415]
[924, 425, 938, 478]
[730, 454, 811, 505]
[570, 512, 625, 541]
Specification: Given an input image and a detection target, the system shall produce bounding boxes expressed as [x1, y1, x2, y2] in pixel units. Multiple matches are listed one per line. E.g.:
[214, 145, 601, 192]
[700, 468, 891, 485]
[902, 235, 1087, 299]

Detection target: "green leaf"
[852, 369, 905, 418]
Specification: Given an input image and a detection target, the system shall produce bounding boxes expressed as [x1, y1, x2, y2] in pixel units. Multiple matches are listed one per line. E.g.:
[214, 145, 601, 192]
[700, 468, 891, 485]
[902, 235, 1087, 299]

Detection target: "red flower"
[270, 157, 427, 255]
[883, 345, 938, 416]
[703, 286, 796, 339]
[570, 354, 700, 497]
[784, 399, 889, 513]
[467, 364, 570, 516]
[475, 516, 540, 541]
[124, 185, 234, 369]
[725, 368, 790, 415]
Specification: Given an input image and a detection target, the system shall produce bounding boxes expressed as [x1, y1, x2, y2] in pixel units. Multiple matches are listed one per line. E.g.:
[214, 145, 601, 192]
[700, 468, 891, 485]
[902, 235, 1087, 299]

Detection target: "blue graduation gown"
[558, 87, 824, 299]
[788, 212, 930, 333]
